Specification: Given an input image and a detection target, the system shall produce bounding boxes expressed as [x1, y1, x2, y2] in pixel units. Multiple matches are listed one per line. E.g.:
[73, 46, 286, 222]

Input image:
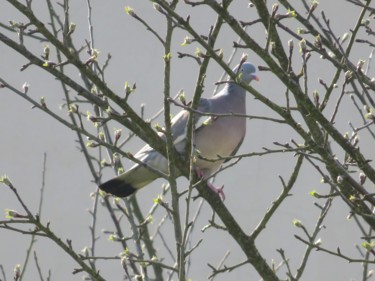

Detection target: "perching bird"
[99, 62, 259, 199]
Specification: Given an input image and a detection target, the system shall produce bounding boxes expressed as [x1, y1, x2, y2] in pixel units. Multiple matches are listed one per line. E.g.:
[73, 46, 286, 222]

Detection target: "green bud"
[309, 190, 318, 197]
[344, 70, 353, 83]
[240, 53, 248, 64]
[13, 264, 21, 280]
[292, 219, 302, 228]
[113, 197, 121, 205]
[218, 48, 224, 59]
[151, 256, 158, 262]
[100, 159, 108, 167]
[42, 61, 57, 67]
[124, 81, 136, 97]
[86, 111, 92, 121]
[124, 81, 131, 95]
[288, 39, 294, 50]
[297, 28, 307, 35]
[353, 135, 360, 146]
[117, 167, 124, 174]
[313, 34, 322, 48]
[314, 238, 322, 246]
[108, 234, 120, 241]
[153, 195, 164, 204]
[144, 215, 153, 224]
[299, 38, 307, 53]
[272, 3, 279, 14]
[134, 275, 143, 281]
[98, 131, 105, 141]
[68, 104, 78, 114]
[40, 96, 47, 108]
[153, 3, 162, 12]
[98, 189, 107, 197]
[178, 90, 186, 104]
[123, 247, 130, 256]
[43, 45, 50, 60]
[5, 209, 20, 219]
[313, 90, 319, 105]
[90, 49, 100, 61]
[91, 85, 98, 95]
[0, 175, 12, 186]
[192, 148, 202, 163]
[125, 6, 136, 17]
[361, 18, 370, 26]
[121, 255, 128, 271]
[362, 241, 374, 251]
[364, 112, 374, 120]
[9, 21, 22, 28]
[22, 82, 29, 94]
[86, 141, 98, 148]
[310, 0, 319, 10]
[154, 123, 163, 132]
[114, 129, 122, 141]
[68, 22, 76, 35]
[81, 246, 89, 257]
[181, 35, 192, 46]
[163, 52, 172, 62]
[195, 47, 203, 58]
[341, 32, 350, 44]
[357, 59, 365, 72]
[202, 118, 213, 126]
[287, 9, 297, 18]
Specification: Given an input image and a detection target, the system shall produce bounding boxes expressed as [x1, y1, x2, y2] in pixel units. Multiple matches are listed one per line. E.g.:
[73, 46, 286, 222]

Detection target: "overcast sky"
[0, 1, 373, 280]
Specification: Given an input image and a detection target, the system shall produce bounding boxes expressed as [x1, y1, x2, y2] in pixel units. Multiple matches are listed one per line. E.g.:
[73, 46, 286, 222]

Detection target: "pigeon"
[99, 62, 259, 199]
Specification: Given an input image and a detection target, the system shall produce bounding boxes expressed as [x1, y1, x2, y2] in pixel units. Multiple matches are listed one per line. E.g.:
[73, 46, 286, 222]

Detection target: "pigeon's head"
[233, 62, 259, 84]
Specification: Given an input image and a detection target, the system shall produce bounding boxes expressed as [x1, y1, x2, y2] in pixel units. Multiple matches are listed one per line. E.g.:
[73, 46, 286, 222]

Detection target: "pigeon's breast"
[193, 115, 246, 175]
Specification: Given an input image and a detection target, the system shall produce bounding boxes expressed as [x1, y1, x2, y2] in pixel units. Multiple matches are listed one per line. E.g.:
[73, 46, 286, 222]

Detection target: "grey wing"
[98, 99, 212, 197]
[171, 98, 211, 145]
[130, 98, 211, 166]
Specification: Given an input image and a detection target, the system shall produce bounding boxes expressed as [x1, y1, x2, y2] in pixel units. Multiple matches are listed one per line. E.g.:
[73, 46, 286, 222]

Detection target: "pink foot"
[207, 182, 225, 200]
[195, 168, 226, 200]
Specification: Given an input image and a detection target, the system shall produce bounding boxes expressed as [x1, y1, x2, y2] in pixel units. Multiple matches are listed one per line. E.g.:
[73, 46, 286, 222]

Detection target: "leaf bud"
[359, 172, 366, 185]
[124, 6, 136, 17]
[22, 82, 29, 94]
[299, 38, 307, 53]
[292, 219, 303, 228]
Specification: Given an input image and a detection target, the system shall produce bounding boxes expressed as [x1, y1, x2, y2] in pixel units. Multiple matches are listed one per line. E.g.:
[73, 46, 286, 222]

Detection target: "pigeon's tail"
[99, 177, 137, 197]
[99, 164, 159, 197]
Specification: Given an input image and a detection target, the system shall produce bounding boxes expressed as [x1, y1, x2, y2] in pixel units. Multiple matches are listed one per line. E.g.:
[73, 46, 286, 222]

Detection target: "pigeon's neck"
[225, 82, 246, 98]
[218, 82, 247, 113]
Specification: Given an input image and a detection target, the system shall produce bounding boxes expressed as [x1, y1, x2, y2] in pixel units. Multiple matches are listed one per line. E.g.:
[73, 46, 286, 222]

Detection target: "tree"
[1, 0, 375, 280]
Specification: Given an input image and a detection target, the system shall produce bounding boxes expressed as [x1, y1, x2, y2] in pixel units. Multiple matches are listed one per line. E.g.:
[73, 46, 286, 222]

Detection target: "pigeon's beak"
[251, 74, 260, 81]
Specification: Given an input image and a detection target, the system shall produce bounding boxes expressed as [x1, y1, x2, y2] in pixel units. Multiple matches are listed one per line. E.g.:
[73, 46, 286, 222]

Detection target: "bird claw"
[195, 168, 226, 200]
[207, 182, 225, 201]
